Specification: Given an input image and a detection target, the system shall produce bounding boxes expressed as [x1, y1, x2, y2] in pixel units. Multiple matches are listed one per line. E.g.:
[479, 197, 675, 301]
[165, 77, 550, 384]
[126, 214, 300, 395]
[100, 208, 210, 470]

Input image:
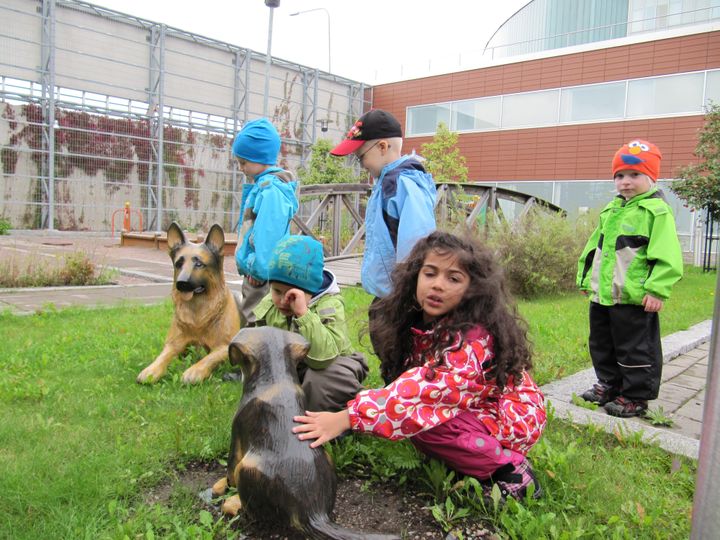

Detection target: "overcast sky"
[90, 0, 531, 83]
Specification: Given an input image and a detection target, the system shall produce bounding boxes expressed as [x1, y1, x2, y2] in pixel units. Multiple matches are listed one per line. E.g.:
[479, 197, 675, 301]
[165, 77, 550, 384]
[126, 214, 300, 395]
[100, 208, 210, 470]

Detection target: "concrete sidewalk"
[0, 231, 712, 459]
[0, 231, 361, 313]
[541, 320, 711, 459]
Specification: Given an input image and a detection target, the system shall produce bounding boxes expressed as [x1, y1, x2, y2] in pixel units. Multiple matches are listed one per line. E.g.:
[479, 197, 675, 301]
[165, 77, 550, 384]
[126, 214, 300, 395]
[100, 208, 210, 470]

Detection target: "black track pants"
[588, 302, 663, 401]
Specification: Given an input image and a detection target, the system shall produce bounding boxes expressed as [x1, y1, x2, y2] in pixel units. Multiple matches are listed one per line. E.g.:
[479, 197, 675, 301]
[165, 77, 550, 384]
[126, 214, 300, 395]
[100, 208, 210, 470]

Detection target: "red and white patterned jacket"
[347, 324, 546, 455]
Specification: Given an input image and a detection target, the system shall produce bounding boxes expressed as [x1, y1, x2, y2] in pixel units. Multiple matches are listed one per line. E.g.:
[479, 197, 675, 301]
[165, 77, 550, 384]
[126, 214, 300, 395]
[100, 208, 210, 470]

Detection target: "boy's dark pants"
[589, 302, 663, 401]
[296, 353, 369, 412]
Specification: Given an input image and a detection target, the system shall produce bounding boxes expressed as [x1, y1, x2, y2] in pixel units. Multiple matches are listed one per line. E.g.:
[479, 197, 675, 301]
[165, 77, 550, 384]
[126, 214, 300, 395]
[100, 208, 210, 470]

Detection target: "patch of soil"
[146, 462, 497, 540]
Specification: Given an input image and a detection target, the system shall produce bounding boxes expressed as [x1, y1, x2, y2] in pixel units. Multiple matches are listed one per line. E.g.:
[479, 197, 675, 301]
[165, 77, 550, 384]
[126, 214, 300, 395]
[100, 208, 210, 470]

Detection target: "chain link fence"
[0, 0, 371, 232]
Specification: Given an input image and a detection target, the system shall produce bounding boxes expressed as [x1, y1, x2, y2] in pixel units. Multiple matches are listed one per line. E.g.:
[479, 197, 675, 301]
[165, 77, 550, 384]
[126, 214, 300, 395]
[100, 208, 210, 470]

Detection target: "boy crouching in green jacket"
[251, 235, 368, 412]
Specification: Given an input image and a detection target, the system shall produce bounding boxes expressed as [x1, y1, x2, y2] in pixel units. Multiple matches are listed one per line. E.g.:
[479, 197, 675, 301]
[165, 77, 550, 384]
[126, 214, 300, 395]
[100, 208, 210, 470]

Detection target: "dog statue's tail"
[304, 514, 400, 540]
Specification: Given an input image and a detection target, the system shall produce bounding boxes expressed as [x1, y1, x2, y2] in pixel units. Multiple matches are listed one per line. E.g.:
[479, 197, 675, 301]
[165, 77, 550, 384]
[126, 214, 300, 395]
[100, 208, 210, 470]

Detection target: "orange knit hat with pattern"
[612, 139, 663, 181]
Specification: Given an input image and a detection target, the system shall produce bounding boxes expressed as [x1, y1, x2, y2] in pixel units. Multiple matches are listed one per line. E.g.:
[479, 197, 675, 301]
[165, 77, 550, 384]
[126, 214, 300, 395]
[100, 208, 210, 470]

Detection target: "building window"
[501, 89, 559, 128]
[406, 68, 714, 137]
[451, 97, 501, 131]
[560, 82, 626, 122]
[627, 72, 704, 117]
[407, 104, 451, 135]
[706, 69, 720, 105]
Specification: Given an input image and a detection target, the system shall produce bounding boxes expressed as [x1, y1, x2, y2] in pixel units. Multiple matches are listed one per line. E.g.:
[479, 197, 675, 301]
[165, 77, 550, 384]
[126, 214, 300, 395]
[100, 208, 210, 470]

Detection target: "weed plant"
[0, 271, 714, 539]
[485, 209, 597, 298]
[0, 217, 10, 235]
[0, 250, 117, 288]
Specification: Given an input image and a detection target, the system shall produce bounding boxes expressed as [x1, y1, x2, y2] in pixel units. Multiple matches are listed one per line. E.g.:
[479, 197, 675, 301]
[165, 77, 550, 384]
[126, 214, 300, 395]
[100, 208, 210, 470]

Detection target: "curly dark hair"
[368, 230, 532, 389]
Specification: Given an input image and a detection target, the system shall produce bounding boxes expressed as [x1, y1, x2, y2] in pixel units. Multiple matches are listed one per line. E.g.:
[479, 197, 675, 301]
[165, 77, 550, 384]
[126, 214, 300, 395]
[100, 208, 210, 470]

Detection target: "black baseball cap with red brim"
[330, 109, 403, 156]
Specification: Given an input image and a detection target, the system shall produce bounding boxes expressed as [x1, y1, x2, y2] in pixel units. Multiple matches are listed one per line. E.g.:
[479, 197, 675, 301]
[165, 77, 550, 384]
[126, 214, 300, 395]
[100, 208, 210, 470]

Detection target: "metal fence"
[0, 0, 371, 232]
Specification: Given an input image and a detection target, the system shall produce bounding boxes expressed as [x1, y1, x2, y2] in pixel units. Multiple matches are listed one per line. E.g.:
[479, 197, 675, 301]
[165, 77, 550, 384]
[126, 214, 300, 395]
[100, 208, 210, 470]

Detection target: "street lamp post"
[290, 8, 331, 73]
[263, 0, 280, 117]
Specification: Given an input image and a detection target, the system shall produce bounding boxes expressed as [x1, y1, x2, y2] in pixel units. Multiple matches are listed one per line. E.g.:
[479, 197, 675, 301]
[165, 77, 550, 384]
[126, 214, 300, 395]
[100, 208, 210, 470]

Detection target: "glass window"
[501, 90, 559, 128]
[560, 82, 626, 122]
[705, 69, 720, 106]
[554, 180, 617, 219]
[506, 181, 555, 203]
[406, 104, 450, 136]
[451, 97, 501, 132]
[627, 72, 704, 117]
[658, 180, 693, 251]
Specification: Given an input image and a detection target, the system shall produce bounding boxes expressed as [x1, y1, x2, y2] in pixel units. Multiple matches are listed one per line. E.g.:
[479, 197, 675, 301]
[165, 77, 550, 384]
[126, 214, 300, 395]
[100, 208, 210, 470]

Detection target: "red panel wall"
[372, 32, 720, 181]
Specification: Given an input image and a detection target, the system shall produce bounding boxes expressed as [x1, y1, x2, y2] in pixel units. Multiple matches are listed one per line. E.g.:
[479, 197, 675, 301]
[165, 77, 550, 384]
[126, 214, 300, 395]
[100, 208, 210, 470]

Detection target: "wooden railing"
[294, 182, 565, 259]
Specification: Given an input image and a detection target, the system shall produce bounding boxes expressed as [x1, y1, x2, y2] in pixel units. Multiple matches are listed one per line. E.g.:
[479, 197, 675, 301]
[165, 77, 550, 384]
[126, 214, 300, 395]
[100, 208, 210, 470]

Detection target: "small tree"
[672, 102, 720, 220]
[297, 139, 356, 185]
[420, 122, 469, 183]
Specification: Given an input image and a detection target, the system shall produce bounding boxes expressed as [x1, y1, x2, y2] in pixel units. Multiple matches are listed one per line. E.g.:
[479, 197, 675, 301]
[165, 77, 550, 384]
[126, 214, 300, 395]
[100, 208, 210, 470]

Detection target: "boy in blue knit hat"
[232, 118, 299, 324]
[250, 235, 368, 412]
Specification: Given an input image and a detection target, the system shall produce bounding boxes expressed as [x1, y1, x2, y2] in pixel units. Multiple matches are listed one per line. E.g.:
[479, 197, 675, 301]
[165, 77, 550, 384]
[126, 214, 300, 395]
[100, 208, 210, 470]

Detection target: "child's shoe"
[482, 459, 542, 501]
[580, 382, 618, 406]
[604, 396, 648, 418]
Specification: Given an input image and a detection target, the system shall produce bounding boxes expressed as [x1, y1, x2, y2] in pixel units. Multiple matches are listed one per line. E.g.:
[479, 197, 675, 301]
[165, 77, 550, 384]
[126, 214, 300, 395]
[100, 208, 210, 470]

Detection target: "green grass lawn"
[0, 267, 715, 539]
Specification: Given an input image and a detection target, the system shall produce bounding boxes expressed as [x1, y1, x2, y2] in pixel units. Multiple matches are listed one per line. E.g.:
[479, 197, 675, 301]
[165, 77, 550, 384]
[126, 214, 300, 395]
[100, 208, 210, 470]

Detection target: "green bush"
[0, 217, 10, 235]
[486, 209, 597, 298]
[0, 250, 117, 287]
[59, 252, 97, 285]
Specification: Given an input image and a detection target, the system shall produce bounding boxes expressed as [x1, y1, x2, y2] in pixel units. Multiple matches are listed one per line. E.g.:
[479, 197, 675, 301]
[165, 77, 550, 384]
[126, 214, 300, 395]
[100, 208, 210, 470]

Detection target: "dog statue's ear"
[285, 333, 310, 366]
[166, 222, 186, 254]
[204, 224, 225, 255]
[228, 337, 251, 366]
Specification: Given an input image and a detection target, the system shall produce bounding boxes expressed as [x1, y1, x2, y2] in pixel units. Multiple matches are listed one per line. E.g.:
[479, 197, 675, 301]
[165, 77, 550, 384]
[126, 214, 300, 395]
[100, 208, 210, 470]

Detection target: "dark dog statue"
[137, 222, 241, 384]
[212, 327, 398, 540]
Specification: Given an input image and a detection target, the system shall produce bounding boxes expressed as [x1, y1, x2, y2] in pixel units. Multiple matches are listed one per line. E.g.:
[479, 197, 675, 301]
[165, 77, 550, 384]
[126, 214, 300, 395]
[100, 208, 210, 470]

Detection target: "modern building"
[371, 0, 720, 253]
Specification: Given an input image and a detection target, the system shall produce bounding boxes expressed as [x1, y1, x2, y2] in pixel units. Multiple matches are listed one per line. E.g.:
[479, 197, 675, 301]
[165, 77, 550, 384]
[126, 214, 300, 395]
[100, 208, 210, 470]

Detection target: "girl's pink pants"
[410, 411, 525, 480]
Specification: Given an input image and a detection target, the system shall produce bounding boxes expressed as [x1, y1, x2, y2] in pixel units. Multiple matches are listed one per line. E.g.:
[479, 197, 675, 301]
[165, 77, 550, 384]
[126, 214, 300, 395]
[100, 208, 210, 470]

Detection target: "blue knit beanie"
[232, 118, 281, 165]
[268, 235, 324, 294]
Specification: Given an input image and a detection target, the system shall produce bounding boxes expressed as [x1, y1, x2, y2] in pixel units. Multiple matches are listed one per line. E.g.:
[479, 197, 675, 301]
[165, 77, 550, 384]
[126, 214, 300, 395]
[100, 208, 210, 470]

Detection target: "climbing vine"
[1, 103, 212, 212]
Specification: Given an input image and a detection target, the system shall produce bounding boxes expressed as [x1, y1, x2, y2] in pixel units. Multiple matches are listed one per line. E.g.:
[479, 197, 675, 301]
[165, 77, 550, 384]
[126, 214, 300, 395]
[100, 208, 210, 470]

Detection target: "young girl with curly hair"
[293, 231, 546, 499]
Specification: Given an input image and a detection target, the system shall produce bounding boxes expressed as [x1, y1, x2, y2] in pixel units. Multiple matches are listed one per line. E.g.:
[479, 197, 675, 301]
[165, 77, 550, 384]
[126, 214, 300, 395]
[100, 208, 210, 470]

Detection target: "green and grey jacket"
[251, 269, 353, 369]
[577, 187, 683, 306]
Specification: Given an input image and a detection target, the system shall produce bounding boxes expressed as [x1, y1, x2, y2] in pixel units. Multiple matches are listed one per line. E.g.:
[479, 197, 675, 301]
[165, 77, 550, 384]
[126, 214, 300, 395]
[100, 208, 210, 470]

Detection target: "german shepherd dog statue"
[212, 327, 399, 540]
[136, 222, 241, 384]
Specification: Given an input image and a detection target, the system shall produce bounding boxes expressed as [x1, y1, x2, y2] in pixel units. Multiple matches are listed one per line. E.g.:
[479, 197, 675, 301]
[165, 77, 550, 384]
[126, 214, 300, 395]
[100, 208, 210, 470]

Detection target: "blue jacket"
[362, 155, 437, 298]
[235, 167, 298, 281]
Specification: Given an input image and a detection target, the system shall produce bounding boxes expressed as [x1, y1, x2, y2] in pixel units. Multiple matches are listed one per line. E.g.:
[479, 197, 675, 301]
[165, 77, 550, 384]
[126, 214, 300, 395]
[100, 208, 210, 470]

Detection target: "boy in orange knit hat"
[576, 139, 684, 417]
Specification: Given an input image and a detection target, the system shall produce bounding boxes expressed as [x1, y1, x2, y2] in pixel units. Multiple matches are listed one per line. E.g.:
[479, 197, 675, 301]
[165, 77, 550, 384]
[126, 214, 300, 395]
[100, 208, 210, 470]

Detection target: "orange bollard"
[123, 201, 132, 232]
[111, 202, 143, 237]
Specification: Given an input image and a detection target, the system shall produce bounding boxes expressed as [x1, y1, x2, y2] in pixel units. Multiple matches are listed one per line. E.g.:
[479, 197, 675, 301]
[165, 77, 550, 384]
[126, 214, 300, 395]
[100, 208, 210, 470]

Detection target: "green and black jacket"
[577, 187, 683, 306]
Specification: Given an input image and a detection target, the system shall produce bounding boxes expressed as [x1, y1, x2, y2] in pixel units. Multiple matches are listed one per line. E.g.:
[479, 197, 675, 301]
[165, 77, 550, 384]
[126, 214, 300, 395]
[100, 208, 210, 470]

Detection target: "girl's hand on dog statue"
[293, 410, 351, 448]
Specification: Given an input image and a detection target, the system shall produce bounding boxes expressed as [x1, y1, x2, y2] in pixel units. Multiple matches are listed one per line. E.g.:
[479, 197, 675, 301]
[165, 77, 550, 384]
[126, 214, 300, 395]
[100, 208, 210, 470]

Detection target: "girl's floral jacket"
[347, 324, 546, 454]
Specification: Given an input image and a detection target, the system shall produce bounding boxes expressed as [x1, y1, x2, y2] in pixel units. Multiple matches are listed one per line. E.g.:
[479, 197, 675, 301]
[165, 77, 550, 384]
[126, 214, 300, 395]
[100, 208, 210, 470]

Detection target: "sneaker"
[581, 382, 618, 406]
[482, 459, 542, 501]
[604, 396, 648, 418]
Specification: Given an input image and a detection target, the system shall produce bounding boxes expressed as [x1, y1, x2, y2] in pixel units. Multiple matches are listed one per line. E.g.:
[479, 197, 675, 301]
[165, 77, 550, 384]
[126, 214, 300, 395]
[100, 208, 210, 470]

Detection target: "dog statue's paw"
[220, 494, 242, 516]
[136, 366, 164, 384]
[211, 477, 228, 497]
[181, 365, 210, 384]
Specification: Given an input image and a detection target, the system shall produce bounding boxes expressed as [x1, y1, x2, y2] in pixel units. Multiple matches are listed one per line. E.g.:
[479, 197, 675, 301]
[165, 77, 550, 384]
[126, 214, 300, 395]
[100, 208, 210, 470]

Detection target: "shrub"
[486, 209, 596, 298]
[0, 217, 10, 235]
[59, 252, 97, 285]
[0, 251, 116, 288]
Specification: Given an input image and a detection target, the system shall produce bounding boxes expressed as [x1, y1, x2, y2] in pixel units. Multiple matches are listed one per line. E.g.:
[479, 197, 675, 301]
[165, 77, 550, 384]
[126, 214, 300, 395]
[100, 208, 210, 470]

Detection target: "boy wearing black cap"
[577, 139, 683, 418]
[331, 109, 436, 298]
[250, 235, 368, 412]
[232, 118, 299, 325]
